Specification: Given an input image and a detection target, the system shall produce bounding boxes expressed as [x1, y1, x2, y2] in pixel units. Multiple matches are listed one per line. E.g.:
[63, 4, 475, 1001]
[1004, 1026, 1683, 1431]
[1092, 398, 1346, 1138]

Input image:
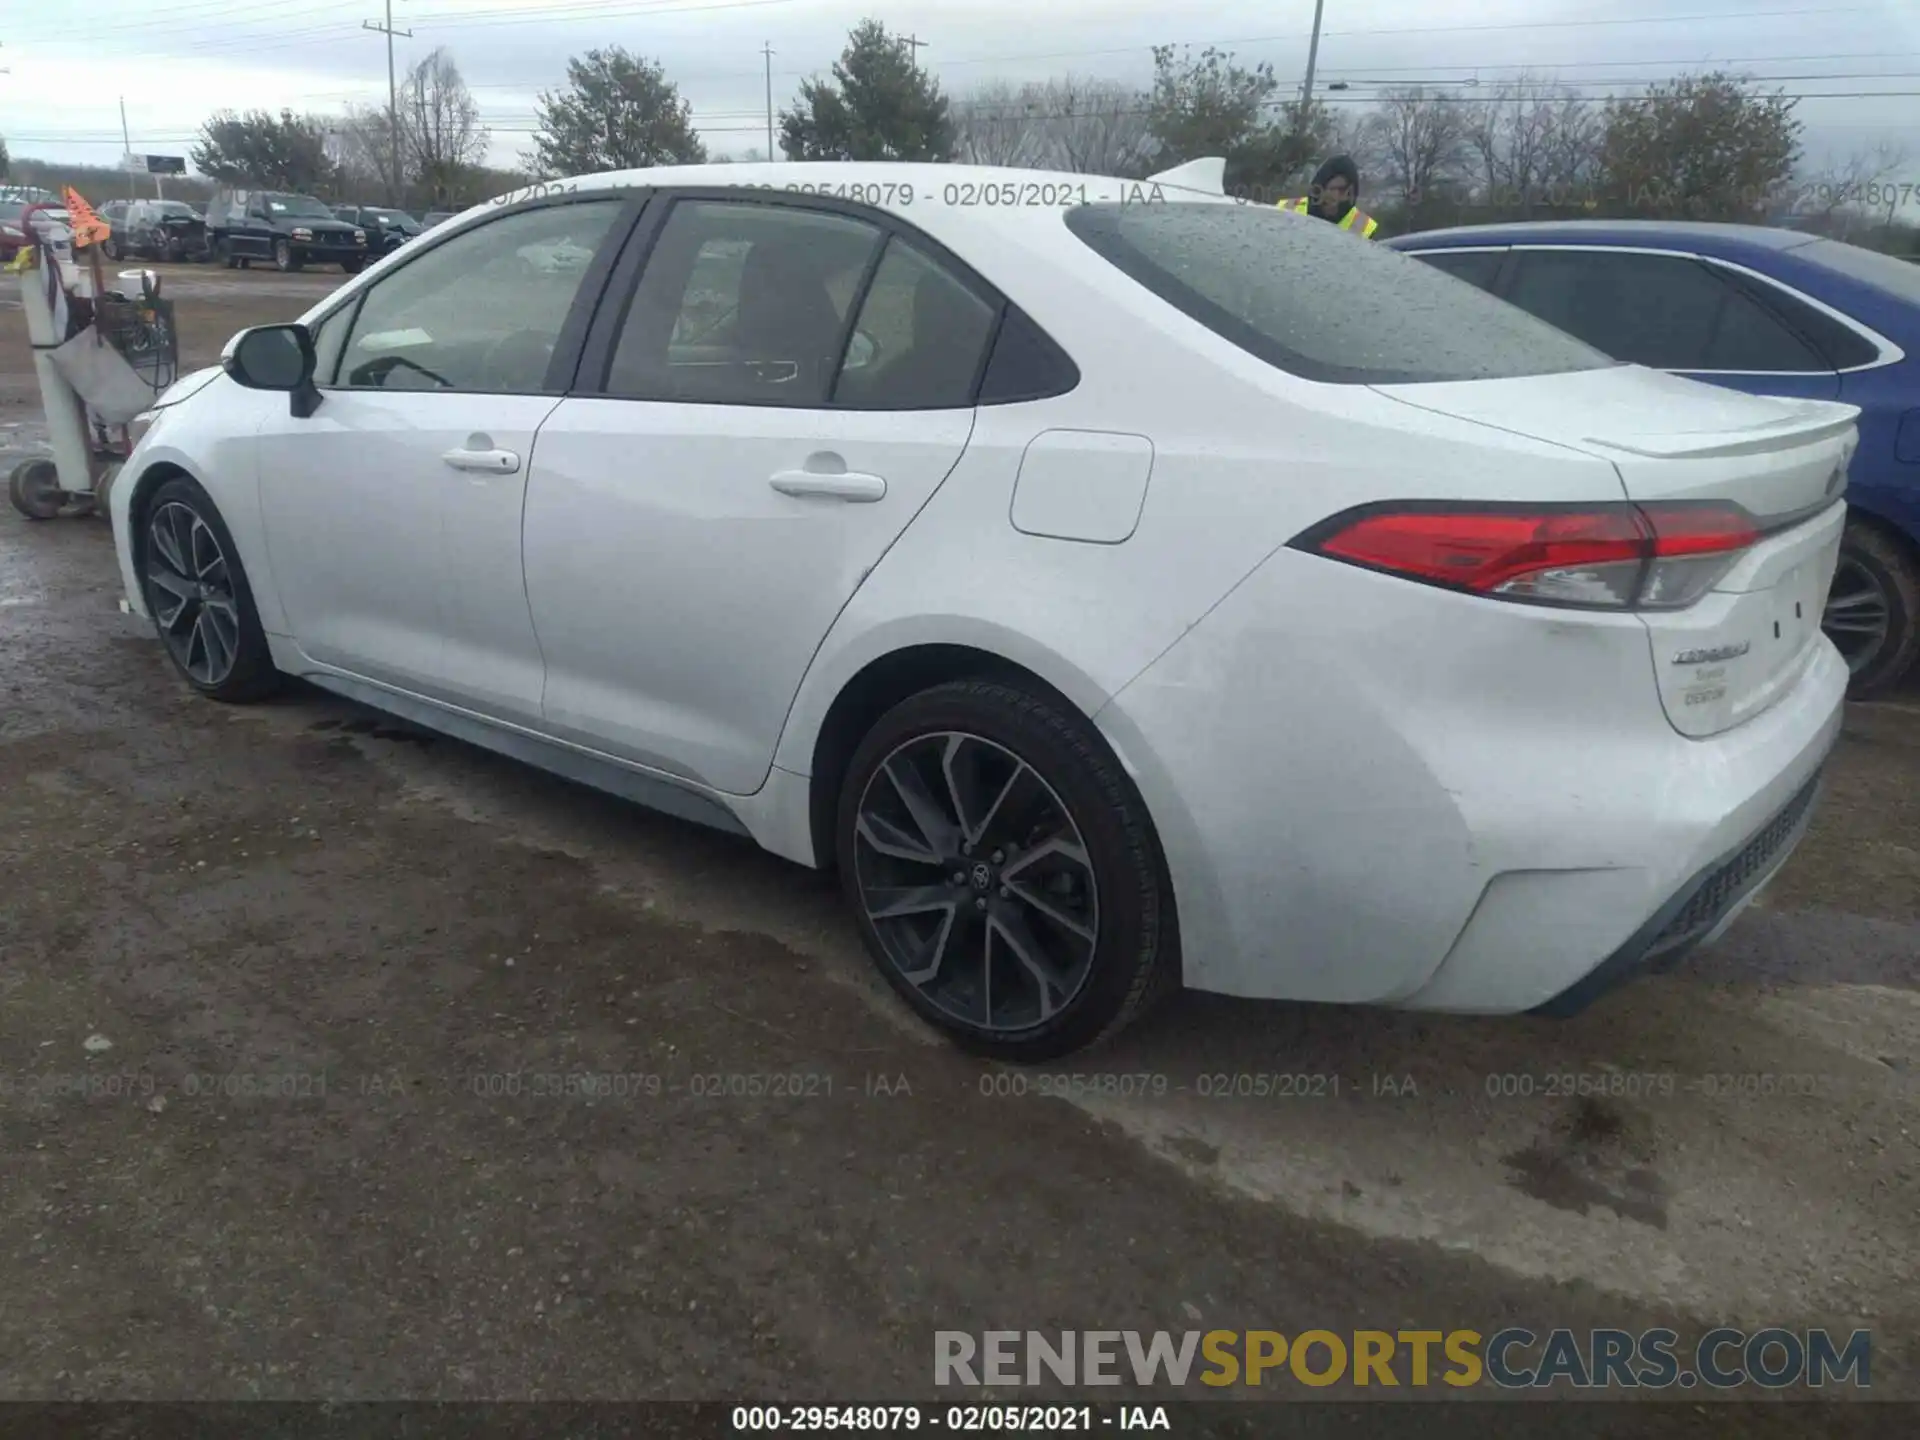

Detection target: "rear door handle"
[769, 469, 887, 502]
[442, 447, 520, 474]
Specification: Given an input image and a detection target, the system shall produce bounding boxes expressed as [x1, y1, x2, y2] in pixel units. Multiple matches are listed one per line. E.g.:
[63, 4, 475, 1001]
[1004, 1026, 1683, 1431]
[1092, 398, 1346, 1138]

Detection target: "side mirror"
[222, 324, 322, 417]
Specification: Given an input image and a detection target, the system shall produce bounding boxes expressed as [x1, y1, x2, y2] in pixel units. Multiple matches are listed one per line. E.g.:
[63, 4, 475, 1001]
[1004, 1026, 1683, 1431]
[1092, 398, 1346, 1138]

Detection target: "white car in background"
[107, 161, 1852, 1059]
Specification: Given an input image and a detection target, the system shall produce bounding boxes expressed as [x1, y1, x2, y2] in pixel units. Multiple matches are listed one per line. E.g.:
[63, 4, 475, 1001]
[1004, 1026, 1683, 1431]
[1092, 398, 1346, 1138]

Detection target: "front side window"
[336, 199, 624, 394]
[1065, 202, 1611, 384]
[607, 199, 884, 406]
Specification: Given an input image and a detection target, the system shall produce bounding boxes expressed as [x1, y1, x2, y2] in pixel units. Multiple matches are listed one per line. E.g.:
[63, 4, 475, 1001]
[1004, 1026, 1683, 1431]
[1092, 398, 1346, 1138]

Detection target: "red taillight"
[1293, 501, 1759, 610]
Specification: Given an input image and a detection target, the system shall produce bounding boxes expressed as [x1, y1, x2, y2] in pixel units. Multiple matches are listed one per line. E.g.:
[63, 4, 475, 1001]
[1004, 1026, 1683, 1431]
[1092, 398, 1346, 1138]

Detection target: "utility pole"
[1301, 0, 1327, 105]
[902, 34, 928, 73]
[364, 0, 412, 205]
[762, 43, 775, 161]
[120, 97, 137, 199]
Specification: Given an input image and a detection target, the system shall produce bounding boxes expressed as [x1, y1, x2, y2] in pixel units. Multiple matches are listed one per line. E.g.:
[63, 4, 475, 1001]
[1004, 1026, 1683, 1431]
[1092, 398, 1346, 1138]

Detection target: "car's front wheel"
[139, 477, 281, 703]
[273, 239, 300, 272]
[837, 678, 1176, 1062]
[1826, 519, 1920, 699]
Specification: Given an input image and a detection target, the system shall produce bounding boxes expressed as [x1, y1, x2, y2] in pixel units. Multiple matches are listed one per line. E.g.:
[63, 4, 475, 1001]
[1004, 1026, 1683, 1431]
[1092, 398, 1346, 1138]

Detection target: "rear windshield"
[1801, 238, 1920, 306]
[1063, 201, 1615, 384]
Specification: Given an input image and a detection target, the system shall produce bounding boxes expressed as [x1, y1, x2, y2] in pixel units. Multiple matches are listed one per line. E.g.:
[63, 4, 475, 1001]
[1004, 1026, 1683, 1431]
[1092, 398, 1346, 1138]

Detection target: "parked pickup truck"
[205, 189, 368, 272]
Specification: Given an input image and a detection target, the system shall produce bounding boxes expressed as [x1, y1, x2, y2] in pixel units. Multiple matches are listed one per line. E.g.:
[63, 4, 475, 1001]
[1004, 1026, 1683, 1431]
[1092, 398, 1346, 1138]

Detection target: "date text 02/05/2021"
[730, 1404, 1171, 1432]
[490, 179, 1176, 211]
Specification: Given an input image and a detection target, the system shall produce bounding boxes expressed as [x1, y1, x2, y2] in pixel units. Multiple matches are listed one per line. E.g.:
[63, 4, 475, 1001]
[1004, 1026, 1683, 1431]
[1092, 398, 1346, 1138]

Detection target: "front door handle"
[769, 469, 886, 502]
[442, 447, 520, 474]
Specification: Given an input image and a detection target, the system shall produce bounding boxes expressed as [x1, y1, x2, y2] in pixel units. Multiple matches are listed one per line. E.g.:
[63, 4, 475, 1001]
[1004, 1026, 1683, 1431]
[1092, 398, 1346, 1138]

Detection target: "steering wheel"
[349, 353, 455, 389]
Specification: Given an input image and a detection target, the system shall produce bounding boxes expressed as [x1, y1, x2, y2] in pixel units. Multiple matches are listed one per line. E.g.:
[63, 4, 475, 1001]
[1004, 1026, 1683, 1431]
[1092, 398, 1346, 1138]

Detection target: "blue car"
[1388, 221, 1920, 697]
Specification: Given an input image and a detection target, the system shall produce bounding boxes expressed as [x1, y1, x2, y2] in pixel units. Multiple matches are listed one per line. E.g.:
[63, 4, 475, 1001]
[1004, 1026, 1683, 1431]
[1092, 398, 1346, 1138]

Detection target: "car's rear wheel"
[1826, 519, 1920, 699]
[837, 678, 1176, 1062]
[139, 478, 280, 703]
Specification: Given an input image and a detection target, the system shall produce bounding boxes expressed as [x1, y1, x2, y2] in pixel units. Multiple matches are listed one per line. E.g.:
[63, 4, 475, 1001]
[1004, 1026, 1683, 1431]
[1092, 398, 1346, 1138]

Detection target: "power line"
[12, 1, 1886, 70]
[18, 78, 1919, 148]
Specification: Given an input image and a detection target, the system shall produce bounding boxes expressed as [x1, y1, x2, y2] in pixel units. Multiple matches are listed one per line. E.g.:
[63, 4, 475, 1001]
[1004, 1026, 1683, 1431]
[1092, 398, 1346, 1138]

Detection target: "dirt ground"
[2, 265, 1918, 1421]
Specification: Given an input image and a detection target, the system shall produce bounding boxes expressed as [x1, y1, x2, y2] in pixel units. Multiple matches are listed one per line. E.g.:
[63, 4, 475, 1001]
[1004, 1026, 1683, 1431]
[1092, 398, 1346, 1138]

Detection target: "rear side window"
[1716, 269, 1881, 370]
[1504, 250, 1728, 369]
[1063, 202, 1609, 385]
[607, 199, 883, 406]
[977, 307, 1079, 404]
[1410, 248, 1505, 292]
[832, 237, 1000, 409]
[1700, 284, 1828, 371]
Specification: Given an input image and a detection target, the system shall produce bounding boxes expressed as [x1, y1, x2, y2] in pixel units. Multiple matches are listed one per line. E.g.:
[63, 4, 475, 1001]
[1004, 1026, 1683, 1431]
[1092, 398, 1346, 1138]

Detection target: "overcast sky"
[3, 0, 1917, 182]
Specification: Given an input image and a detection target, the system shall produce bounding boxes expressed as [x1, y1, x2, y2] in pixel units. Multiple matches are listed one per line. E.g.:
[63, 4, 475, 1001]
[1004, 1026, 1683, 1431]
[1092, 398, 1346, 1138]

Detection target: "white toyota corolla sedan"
[109, 160, 1853, 1060]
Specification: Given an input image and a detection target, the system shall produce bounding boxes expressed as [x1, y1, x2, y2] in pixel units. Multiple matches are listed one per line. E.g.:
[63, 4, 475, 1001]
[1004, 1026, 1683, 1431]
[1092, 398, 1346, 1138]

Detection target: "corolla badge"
[1673, 641, 1751, 665]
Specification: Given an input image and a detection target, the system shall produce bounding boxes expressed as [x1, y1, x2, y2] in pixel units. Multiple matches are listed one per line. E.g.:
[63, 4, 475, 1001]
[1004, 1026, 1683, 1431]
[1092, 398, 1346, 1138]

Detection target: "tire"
[102, 235, 121, 261]
[273, 239, 300, 273]
[137, 476, 281, 703]
[218, 237, 238, 270]
[1829, 518, 1920, 699]
[836, 678, 1177, 1062]
[9, 457, 65, 520]
[342, 256, 365, 274]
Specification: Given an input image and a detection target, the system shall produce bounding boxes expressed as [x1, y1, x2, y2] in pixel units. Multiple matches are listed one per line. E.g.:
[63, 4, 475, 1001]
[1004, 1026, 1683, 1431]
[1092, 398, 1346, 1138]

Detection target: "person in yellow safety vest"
[1278, 155, 1380, 238]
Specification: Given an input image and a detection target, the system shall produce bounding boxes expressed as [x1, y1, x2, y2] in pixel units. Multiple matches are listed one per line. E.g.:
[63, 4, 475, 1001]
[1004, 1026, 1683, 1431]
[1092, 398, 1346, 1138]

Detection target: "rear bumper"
[1530, 763, 1826, 1016]
[1094, 546, 1850, 1011]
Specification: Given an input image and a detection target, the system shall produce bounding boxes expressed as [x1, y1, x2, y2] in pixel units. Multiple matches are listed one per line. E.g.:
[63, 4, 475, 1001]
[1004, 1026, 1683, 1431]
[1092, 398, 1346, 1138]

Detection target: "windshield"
[154, 202, 197, 219]
[267, 195, 335, 219]
[367, 209, 415, 227]
[1064, 201, 1614, 384]
[1803, 238, 1920, 306]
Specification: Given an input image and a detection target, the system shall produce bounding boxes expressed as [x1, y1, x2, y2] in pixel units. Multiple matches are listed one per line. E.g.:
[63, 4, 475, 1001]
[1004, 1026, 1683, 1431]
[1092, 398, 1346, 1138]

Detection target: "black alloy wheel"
[838, 679, 1175, 1061]
[140, 479, 280, 702]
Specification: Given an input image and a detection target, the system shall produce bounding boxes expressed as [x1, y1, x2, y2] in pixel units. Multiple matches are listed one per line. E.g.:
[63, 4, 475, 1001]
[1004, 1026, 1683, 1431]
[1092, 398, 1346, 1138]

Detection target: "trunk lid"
[1375, 364, 1859, 738]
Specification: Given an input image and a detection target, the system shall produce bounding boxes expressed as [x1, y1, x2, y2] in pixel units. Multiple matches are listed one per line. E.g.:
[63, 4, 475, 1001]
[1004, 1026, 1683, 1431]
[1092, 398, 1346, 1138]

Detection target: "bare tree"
[1538, 89, 1604, 197]
[402, 47, 489, 206]
[1464, 75, 1602, 216]
[951, 81, 1057, 167]
[1047, 76, 1157, 175]
[1793, 139, 1911, 238]
[1364, 87, 1470, 222]
[333, 104, 407, 199]
[952, 77, 1155, 174]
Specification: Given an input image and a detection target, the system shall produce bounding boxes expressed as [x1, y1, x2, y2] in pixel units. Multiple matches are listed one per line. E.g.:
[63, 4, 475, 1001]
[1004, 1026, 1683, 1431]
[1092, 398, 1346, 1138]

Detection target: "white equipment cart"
[8, 199, 178, 520]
